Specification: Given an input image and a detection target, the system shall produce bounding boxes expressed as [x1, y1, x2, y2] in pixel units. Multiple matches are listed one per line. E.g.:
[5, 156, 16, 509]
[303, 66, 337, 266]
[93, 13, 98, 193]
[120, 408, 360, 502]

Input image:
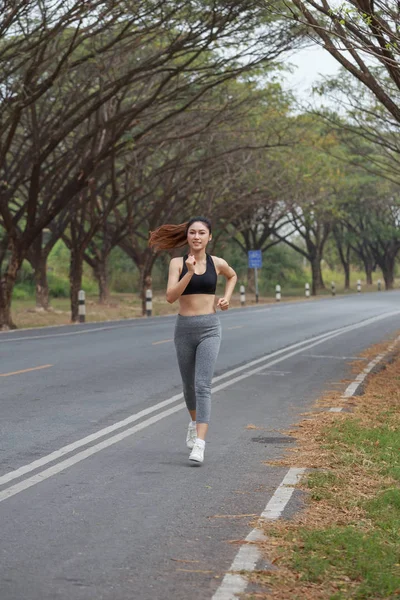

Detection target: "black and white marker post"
[78, 290, 86, 323]
[248, 250, 262, 304]
[146, 289, 153, 317]
[240, 285, 246, 306]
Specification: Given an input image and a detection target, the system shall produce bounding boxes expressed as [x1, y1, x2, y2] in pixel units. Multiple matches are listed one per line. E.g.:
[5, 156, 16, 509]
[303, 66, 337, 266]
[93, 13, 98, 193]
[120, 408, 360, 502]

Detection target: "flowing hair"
[149, 217, 212, 251]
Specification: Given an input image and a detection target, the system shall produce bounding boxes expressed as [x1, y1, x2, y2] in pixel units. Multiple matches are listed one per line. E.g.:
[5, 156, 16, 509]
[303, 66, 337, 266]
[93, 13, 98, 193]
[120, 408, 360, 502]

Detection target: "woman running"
[149, 217, 237, 465]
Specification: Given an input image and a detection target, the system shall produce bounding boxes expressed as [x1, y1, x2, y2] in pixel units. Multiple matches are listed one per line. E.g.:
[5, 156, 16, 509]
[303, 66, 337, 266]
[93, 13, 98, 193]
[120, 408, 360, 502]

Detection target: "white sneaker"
[186, 423, 197, 449]
[189, 440, 205, 465]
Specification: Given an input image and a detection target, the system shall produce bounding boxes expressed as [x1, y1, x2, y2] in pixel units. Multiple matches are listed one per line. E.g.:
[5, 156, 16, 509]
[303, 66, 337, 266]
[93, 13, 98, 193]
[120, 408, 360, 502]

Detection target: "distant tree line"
[1, 0, 399, 329]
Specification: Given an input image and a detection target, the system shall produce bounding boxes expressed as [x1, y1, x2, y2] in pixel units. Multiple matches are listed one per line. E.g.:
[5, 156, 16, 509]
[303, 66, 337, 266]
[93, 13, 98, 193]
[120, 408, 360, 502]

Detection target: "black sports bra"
[179, 254, 217, 295]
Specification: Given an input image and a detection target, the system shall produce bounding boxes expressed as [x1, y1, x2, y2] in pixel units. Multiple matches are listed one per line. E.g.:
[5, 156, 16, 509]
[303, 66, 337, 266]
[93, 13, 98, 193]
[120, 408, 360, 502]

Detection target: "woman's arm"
[166, 257, 195, 304]
[214, 257, 237, 311]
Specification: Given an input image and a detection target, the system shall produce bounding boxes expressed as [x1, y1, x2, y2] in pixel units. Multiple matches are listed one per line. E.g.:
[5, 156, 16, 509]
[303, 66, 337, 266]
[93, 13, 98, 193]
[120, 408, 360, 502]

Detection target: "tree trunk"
[0, 277, 17, 330]
[343, 263, 350, 290]
[0, 250, 21, 330]
[380, 256, 395, 290]
[247, 267, 255, 293]
[69, 250, 84, 323]
[27, 234, 56, 310]
[363, 257, 373, 285]
[35, 257, 50, 310]
[310, 253, 325, 296]
[334, 234, 351, 290]
[93, 261, 110, 304]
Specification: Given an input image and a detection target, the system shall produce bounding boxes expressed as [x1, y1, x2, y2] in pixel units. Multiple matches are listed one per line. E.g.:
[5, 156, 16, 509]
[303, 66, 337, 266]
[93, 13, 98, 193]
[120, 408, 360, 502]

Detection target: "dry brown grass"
[243, 333, 400, 600]
[9, 292, 312, 329]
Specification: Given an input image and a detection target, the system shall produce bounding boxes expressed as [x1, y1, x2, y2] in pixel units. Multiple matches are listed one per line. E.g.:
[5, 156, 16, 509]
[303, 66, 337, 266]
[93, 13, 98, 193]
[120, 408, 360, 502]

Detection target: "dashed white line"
[213, 334, 400, 599]
[212, 468, 305, 600]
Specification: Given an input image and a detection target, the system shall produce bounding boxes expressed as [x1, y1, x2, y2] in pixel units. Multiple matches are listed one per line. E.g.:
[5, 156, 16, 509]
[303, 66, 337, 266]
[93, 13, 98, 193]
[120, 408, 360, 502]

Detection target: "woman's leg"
[194, 332, 221, 440]
[174, 333, 197, 418]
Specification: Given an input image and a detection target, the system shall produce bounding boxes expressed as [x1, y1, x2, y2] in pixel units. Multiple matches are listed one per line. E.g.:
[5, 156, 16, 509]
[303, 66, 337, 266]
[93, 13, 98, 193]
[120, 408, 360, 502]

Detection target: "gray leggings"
[174, 313, 221, 424]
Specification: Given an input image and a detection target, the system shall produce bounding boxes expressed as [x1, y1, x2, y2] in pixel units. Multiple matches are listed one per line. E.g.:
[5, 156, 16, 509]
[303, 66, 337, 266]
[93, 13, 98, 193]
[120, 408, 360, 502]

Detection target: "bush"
[81, 276, 98, 296]
[47, 273, 70, 298]
[13, 283, 35, 300]
[15, 260, 35, 285]
[111, 271, 139, 293]
[47, 273, 99, 298]
[259, 245, 308, 293]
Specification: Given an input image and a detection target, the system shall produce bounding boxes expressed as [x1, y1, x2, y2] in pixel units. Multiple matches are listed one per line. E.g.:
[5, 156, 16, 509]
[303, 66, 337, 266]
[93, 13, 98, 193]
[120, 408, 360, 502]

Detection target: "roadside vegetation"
[244, 337, 400, 599]
[9, 238, 396, 329]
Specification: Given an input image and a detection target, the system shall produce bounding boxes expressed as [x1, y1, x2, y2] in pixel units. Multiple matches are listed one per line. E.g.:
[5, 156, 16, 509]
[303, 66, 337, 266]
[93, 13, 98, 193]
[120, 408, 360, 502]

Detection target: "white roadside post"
[357, 279, 361, 293]
[78, 290, 86, 323]
[331, 281, 336, 297]
[146, 289, 153, 317]
[305, 283, 310, 298]
[377, 279, 382, 291]
[275, 284, 281, 302]
[240, 284, 246, 307]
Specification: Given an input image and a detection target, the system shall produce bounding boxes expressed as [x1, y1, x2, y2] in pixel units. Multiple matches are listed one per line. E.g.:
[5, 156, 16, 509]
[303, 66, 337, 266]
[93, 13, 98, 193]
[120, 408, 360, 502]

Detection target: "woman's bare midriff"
[178, 294, 216, 316]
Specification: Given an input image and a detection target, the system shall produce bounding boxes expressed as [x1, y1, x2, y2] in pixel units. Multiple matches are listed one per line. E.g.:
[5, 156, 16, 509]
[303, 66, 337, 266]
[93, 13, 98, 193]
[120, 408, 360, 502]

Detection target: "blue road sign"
[248, 250, 262, 269]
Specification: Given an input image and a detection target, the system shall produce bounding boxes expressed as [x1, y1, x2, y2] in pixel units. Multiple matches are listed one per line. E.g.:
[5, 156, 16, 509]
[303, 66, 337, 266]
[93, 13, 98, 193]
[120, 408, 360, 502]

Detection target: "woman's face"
[187, 221, 211, 251]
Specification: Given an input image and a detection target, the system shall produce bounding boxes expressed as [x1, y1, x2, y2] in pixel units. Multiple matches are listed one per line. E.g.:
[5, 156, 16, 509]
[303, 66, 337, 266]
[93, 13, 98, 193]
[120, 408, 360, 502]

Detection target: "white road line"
[0, 323, 141, 343]
[261, 468, 305, 519]
[329, 334, 400, 412]
[1, 311, 399, 494]
[0, 404, 184, 503]
[213, 333, 400, 600]
[303, 354, 365, 360]
[0, 324, 344, 487]
[0, 306, 269, 343]
[212, 468, 305, 600]
[211, 311, 400, 384]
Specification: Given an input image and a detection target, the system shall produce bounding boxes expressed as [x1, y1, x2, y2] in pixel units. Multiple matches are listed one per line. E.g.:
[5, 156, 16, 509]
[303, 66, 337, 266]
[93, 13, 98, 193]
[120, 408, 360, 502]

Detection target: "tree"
[275, 1, 400, 185]
[338, 181, 400, 290]
[282, 0, 400, 123]
[271, 118, 342, 295]
[0, 0, 302, 328]
[332, 222, 352, 289]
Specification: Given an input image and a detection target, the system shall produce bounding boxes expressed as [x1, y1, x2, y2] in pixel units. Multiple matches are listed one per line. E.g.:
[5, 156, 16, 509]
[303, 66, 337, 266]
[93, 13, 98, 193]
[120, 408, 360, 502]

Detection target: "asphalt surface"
[1, 291, 400, 600]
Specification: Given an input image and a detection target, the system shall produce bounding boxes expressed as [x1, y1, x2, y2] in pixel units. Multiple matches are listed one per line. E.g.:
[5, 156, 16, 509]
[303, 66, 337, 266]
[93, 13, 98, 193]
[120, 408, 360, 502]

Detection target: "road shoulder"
[235, 333, 400, 599]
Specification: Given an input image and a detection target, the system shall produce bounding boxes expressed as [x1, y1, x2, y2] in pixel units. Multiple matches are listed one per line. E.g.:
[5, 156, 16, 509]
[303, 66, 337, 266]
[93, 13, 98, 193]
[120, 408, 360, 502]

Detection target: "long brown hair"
[149, 217, 212, 251]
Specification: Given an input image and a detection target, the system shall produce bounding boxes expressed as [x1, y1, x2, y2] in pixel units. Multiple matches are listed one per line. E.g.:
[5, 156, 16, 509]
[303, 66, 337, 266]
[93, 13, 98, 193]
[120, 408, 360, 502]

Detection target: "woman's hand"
[217, 297, 229, 311]
[185, 254, 196, 273]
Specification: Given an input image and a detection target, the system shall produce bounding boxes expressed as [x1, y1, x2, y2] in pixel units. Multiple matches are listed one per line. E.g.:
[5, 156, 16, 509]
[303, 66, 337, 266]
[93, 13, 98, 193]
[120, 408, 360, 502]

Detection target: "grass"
[242, 336, 400, 600]
[325, 418, 400, 481]
[291, 526, 400, 599]
[8, 290, 317, 329]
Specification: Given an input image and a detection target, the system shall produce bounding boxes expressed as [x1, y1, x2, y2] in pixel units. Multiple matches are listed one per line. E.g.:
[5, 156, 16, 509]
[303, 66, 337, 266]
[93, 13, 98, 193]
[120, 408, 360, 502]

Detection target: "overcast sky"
[280, 45, 340, 103]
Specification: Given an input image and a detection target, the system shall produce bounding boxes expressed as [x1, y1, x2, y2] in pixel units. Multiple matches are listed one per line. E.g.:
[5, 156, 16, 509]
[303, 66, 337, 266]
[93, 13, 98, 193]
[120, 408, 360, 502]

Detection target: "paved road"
[1, 292, 400, 600]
